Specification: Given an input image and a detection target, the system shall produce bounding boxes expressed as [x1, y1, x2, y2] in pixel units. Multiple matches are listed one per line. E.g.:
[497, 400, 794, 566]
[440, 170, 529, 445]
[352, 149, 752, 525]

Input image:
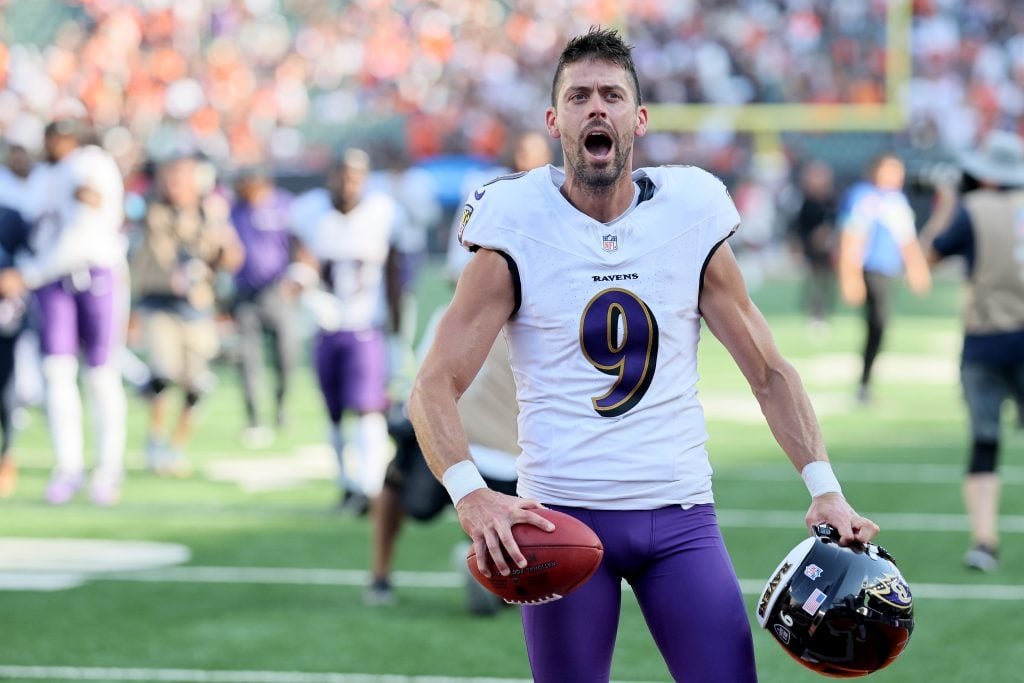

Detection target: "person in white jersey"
[0, 120, 127, 506]
[289, 148, 403, 515]
[408, 28, 879, 682]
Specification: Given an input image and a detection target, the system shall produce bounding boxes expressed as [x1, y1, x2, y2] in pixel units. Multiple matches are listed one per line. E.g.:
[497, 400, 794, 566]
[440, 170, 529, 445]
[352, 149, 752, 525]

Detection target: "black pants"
[861, 271, 893, 387]
[0, 332, 19, 456]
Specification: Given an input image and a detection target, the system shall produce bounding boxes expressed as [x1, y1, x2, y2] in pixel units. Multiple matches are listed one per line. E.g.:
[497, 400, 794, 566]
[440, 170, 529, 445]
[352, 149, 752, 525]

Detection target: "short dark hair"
[551, 27, 642, 107]
[44, 118, 85, 141]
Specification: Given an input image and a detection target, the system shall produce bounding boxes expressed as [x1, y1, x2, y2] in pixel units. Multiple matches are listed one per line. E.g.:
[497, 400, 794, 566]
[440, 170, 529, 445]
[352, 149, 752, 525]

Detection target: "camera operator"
[920, 131, 1024, 573]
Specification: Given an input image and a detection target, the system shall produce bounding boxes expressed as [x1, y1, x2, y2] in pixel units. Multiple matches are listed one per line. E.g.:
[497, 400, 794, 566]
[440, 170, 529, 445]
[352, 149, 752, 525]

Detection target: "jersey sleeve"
[677, 167, 740, 255]
[838, 185, 873, 236]
[880, 193, 917, 245]
[708, 172, 741, 243]
[288, 189, 330, 247]
[456, 190, 499, 253]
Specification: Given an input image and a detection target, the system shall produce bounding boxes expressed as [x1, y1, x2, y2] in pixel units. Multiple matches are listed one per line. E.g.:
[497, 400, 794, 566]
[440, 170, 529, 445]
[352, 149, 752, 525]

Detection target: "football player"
[0, 120, 128, 506]
[409, 28, 879, 681]
[288, 149, 404, 514]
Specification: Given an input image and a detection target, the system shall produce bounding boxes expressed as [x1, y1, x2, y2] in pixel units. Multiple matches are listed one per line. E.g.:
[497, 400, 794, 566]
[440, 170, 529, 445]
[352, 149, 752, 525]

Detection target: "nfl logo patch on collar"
[602, 234, 618, 252]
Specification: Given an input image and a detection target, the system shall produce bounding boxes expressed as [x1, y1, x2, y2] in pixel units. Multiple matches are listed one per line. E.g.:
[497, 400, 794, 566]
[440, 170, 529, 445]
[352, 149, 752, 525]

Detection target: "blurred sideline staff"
[789, 159, 838, 330]
[921, 130, 1024, 573]
[0, 201, 31, 497]
[837, 152, 931, 404]
[228, 168, 297, 446]
[131, 154, 244, 476]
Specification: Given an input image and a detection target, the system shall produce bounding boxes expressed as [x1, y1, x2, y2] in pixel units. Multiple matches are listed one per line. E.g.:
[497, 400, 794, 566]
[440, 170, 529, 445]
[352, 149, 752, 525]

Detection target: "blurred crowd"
[0, 0, 1021, 181]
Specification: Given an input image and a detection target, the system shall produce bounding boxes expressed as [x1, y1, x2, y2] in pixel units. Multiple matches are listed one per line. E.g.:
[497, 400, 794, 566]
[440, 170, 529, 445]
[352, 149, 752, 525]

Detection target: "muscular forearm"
[753, 360, 828, 473]
[408, 370, 474, 482]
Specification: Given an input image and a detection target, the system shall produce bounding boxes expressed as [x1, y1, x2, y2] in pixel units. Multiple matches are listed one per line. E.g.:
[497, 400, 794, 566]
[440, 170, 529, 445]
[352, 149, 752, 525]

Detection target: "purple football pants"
[33, 268, 117, 367]
[522, 504, 757, 683]
[313, 329, 387, 420]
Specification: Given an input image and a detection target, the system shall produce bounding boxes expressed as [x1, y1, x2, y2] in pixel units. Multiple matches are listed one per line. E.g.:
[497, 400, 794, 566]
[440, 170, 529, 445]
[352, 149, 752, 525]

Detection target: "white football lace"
[504, 593, 564, 605]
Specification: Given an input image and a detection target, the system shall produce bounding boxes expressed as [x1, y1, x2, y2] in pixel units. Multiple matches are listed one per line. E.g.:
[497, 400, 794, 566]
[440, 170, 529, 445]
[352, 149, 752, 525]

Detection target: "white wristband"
[442, 460, 487, 505]
[801, 461, 843, 498]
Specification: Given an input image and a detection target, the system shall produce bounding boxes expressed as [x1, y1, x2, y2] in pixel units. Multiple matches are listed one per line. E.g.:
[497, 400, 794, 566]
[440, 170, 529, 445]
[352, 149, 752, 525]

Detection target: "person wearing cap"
[921, 130, 1024, 573]
[837, 152, 931, 404]
[228, 167, 297, 447]
[287, 148, 404, 515]
[0, 119, 129, 506]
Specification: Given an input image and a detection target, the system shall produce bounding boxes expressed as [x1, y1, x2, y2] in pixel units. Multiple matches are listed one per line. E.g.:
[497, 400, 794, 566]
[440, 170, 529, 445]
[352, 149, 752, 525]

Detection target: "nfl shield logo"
[602, 234, 618, 252]
[804, 564, 824, 580]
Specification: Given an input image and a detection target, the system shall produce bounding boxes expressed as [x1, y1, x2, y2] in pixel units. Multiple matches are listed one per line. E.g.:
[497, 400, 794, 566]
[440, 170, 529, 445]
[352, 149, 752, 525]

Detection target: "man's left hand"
[806, 492, 879, 546]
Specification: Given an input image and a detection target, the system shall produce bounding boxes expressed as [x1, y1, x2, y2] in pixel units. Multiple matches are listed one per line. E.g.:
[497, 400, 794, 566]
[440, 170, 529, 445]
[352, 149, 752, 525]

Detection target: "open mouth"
[584, 131, 613, 159]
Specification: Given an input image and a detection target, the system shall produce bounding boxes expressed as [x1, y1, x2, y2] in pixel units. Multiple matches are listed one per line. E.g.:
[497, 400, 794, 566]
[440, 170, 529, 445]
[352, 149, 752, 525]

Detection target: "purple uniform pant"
[33, 268, 116, 367]
[314, 328, 387, 420]
[522, 504, 756, 683]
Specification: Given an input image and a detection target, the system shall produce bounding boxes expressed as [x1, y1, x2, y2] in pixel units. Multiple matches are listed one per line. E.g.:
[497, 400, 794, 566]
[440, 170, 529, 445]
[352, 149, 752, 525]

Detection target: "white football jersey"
[306, 192, 400, 331]
[19, 145, 125, 287]
[459, 165, 739, 509]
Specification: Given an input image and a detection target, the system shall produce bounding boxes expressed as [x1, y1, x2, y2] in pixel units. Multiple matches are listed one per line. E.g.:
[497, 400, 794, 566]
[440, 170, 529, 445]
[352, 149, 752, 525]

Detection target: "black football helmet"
[756, 524, 914, 678]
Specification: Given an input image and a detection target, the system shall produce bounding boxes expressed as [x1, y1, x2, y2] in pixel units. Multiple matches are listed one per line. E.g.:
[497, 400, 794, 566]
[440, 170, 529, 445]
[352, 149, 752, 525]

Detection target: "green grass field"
[1, 263, 1023, 682]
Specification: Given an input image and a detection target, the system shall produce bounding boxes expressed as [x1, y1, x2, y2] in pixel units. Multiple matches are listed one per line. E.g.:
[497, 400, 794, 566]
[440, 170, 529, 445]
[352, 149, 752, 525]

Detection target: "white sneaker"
[241, 425, 275, 449]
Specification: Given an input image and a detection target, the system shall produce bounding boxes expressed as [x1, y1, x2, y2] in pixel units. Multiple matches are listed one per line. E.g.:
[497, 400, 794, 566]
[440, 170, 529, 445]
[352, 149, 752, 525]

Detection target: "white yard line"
[0, 666, 663, 683]
[0, 666, 533, 683]
[717, 463, 1024, 485]
[100, 566, 1024, 601]
[716, 509, 1024, 533]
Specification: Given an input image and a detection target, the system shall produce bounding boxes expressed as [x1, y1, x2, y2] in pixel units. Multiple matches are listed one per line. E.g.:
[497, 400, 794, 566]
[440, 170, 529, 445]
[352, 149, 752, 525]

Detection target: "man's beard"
[567, 132, 631, 191]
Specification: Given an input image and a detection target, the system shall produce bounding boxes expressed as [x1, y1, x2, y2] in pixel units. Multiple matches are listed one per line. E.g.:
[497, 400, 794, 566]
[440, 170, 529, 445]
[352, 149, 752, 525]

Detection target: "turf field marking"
[716, 509, 1024, 533]
[0, 666, 525, 682]
[98, 566, 1024, 600]
[717, 463, 1024, 485]
[0, 666, 666, 683]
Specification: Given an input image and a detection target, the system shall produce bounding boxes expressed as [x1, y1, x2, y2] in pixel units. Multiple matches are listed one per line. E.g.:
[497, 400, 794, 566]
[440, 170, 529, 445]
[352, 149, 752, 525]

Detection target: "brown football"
[466, 508, 604, 605]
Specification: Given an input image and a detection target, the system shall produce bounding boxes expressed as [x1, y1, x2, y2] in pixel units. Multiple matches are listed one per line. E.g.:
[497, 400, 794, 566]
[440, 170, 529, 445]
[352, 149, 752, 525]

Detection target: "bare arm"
[409, 248, 552, 576]
[920, 184, 958, 266]
[900, 238, 931, 295]
[700, 242, 879, 545]
[837, 230, 866, 306]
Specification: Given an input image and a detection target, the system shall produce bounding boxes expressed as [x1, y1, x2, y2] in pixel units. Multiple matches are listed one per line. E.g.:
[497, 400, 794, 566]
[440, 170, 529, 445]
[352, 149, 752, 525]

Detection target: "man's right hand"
[456, 488, 555, 578]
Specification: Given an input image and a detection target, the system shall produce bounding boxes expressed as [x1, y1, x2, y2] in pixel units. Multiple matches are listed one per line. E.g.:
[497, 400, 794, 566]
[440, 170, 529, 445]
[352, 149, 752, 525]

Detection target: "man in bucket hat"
[922, 129, 1024, 572]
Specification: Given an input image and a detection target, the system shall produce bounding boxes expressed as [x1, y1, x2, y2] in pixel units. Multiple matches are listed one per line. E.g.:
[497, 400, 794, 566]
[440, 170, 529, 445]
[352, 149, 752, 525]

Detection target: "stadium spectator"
[2, 120, 129, 506]
[408, 28, 878, 681]
[921, 130, 1024, 573]
[0, 203, 31, 497]
[0, 0, 934, 180]
[228, 167, 297, 447]
[837, 152, 931, 404]
[130, 155, 244, 477]
[288, 148, 403, 515]
[790, 159, 839, 331]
